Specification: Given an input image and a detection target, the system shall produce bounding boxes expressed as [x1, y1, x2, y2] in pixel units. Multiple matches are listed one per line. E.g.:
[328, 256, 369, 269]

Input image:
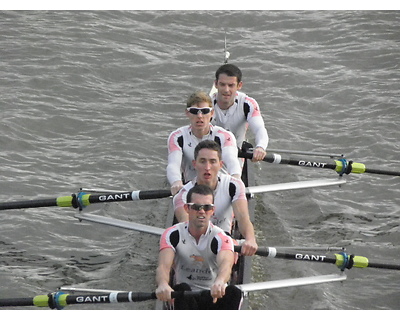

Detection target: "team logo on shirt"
[190, 254, 204, 262]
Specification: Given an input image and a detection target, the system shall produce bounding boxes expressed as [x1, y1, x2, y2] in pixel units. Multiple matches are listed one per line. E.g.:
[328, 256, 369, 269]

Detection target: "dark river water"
[0, 10, 399, 311]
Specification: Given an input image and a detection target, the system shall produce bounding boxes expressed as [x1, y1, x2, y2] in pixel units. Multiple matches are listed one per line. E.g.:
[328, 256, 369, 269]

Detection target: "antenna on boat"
[224, 31, 230, 63]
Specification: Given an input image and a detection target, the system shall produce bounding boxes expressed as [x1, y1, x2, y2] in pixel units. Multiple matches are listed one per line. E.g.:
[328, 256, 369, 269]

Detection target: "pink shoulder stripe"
[246, 97, 261, 118]
[159, 225, 179, 251]
[168, 129, 183, 153]
[217, 231, 234, 251]
[216, 129, 236, 147]
[231, 177, 247, 201]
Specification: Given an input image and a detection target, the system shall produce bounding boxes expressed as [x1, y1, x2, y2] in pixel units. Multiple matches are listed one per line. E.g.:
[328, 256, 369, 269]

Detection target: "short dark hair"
[215, 63, 242, 83]
[186, 184, 214, 203]
[194, 140, 222, 161]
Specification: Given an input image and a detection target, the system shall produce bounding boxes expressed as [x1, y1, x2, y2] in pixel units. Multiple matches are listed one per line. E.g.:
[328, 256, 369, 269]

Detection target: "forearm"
[210, 250, 234, 302]
[156, 267, 174, 302]
[233, 200, 258, 255]
[237, 218, 256, 242]
[249, 117, 269, 150]
[215, 258, 233, 285]
[156, 264, 171, 287]
[237, 219, 257, 256]
[155, 249, 175, 301]
[233, 200, 256, 241]
[167, 151, 183, 185]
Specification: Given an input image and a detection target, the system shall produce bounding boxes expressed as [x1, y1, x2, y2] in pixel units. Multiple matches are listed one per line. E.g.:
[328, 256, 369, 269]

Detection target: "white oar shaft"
[237, 273, 347, 292]
[75, 213, 164, 236]
[246, 178, 346, 194]
[60, 273, 347, 297]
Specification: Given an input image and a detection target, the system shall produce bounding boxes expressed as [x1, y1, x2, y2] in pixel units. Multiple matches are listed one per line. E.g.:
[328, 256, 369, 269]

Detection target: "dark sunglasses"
[187, 203, 215, 211]
[186, 107, 213, 115]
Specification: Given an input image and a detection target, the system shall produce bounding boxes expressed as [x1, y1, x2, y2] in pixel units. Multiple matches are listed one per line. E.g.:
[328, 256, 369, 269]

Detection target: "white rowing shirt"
[211, 91, 269, 150]
[167, 124, 241, 185]
[173, 173, 247, 234]
[160, 221, 234, 291]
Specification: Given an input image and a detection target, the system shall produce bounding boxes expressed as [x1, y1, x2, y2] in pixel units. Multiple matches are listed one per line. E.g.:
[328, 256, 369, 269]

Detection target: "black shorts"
[172, 283, 243, 310]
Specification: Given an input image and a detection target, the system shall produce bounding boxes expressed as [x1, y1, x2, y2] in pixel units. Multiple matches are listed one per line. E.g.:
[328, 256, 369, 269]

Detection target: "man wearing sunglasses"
[156, 184, 243, 309]
[167, 91, 242, 195]
[173, 140, 257, 257]
[211, 64, 269, 163]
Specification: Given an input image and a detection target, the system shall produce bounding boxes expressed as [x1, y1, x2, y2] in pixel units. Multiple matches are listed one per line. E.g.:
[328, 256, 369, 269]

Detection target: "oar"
[0, 189, 172, 211]
[75, 212, 165, 236]
[238, 151, 400, 177]
[0, 290, 205, 309]
[237, 273, 347, 293]
[60, 273, 347, 297]
[246, 178, 345, 195]
[0, 178, 344, 211]
[235, 246, 400, 271]
[59, 273, 346, 296]
[1, 271, 346, 309]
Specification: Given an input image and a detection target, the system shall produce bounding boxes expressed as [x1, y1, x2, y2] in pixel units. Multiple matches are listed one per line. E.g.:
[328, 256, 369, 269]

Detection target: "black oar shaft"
[0, 198, 58, 210]
[235, 246, 339, 266]
[0, 189, 172, 211]
[234, 246, 400, 271]
[135, 189, 172, 200]
[239, 151, 337, 170]
[0, 292, 156, 308]
[364, 168, 400, 176]
[238, 151, 400, 176]
[0, 290, 207, 309]
[64, 292, 156, 305]
[366, 261, 400, 271]
[87, 190, 171, 204]
[0, 297, 35, 307]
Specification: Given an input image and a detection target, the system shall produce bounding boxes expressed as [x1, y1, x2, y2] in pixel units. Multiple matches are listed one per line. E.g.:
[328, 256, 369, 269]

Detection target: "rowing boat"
[158, 43, 334, 309]
[155, 39, 270, 308]
[155, 45, 255, 308]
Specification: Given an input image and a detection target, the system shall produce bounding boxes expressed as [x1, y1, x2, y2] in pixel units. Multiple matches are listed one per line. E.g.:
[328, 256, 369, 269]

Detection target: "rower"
[211, 63, 269, 162]
[173, 140, 258, 256]
[155, 184, 243, 310]
[166, 90, 242, 195]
